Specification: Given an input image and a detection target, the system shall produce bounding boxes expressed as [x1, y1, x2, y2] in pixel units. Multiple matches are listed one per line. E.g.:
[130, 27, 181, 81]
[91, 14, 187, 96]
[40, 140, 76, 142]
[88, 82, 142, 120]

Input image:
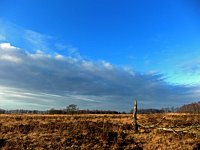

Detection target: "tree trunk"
[133, 98, 138, 133]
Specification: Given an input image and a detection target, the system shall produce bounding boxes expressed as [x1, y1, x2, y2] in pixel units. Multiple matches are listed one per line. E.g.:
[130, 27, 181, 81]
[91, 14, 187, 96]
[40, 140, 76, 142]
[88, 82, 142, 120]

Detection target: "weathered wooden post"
[133, 98, 138, 133]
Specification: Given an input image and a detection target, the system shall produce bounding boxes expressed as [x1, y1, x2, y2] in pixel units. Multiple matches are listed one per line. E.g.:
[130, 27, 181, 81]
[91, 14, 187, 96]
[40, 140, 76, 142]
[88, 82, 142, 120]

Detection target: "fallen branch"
[138, 117, 166, 129]
[156, 126, 200, 136]
[137, 121, 200, 135]
[157, 127, 179, 135]
[131, 99, 200, 136]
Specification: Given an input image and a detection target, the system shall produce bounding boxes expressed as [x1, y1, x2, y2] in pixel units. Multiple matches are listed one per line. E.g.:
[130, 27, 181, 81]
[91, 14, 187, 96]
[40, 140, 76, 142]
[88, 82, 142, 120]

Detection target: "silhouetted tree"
[65, 104, 79, 114]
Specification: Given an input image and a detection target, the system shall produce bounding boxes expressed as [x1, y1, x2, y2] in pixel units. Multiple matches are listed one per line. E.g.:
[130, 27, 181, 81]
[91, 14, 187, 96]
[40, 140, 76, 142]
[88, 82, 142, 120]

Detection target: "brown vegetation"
[177, 101, 200, 113]
[0, 114, 199, 149]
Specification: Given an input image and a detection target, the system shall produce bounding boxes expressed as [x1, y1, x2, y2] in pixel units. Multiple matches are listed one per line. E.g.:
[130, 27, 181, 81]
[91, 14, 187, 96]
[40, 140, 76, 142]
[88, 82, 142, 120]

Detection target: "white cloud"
[0, 55, 22, 63]
[101, 61, 113, 70]
[55, 54, 64, 60]
[0, 19, 82, 59]
[0, 43, 17, 50]
[0, 43, 23, 63]
[0, 43, 200, 111]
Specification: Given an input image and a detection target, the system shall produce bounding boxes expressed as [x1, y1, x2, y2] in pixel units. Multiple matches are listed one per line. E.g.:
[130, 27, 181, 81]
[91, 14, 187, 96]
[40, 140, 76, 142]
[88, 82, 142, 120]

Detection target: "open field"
[0, 113, 199, 149]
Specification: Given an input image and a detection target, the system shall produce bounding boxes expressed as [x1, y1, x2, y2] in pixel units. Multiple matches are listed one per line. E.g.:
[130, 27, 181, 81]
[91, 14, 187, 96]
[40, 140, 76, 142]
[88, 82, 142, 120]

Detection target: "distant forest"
[0, 101, 200, 114]
[177, 101, 200, 113]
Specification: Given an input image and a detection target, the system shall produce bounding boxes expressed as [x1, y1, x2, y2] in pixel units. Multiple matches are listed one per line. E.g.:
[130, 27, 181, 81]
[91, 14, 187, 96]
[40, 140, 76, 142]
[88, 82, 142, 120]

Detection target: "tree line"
[0, 101, 199, 114]
[0, 104, 120, 114]
[177, 101, 200, 113]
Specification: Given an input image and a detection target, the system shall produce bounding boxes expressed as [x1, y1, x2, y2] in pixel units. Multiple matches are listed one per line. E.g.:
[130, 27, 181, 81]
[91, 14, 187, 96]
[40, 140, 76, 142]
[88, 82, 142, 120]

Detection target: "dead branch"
[131, 99, 200, 136]
[138, 117, 166, 129]
[157, 127, 179, 135]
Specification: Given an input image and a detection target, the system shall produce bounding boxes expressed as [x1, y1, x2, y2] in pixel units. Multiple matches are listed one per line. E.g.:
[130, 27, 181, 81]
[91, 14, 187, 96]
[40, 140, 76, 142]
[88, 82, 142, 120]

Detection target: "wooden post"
[133, 98, 138, 133]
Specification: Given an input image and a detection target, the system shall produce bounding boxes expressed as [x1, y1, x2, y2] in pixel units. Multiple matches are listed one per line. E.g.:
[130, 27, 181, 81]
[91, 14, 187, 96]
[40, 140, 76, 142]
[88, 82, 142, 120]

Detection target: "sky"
[0, 0, 200, 111]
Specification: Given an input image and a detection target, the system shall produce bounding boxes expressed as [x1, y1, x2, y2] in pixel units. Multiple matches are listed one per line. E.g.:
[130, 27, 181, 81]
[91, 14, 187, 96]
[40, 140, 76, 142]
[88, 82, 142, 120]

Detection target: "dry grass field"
[0, 113, 199, 150]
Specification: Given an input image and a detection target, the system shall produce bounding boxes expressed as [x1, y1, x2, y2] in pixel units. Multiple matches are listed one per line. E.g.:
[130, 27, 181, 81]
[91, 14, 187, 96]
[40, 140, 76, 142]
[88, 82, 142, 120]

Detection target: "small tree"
[66, 104, 79, 114]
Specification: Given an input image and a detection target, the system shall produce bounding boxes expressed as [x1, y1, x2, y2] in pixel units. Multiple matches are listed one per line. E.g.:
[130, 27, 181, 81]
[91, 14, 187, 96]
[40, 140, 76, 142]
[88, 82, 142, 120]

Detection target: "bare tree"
[66, 104, 79, 114]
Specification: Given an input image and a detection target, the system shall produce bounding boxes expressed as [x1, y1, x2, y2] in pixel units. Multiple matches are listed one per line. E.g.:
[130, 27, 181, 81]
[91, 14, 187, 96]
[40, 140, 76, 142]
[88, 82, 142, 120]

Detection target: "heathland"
[0, 113, 199, 149]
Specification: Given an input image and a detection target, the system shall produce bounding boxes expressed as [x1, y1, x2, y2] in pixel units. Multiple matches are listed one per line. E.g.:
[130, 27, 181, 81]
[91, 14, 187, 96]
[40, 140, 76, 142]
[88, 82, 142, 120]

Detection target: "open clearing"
[0, 113, 199, 149]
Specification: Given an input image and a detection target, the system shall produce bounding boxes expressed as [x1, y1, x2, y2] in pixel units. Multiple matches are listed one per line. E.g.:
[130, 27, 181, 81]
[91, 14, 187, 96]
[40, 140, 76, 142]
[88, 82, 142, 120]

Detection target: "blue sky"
[0, 0, 200, 111]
